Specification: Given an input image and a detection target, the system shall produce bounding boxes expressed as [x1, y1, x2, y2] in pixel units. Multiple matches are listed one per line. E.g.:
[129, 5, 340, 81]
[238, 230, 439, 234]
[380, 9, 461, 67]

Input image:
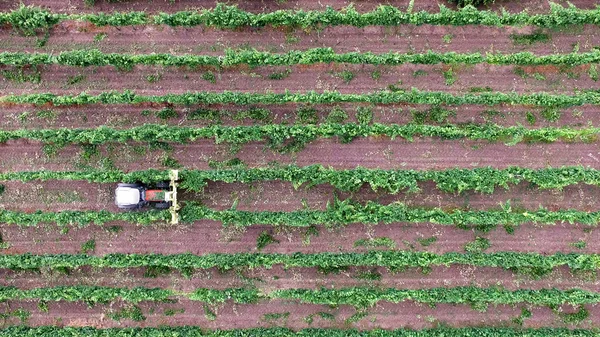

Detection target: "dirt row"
[0, 299, 596, 330]
[2, 264, 600, 294]
[2, 137, 599, 173]
[1, 63, 596, 96]
[2, 218, 598, 255]
[3, 0, 596, 14]
[1, 21, 595, 55]
[1, 102, 598, 131]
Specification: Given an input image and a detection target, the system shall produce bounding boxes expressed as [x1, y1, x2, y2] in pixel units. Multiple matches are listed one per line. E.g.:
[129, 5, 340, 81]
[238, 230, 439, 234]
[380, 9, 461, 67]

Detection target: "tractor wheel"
[155, 202, 171, 209]
[156, 181, 170, 189]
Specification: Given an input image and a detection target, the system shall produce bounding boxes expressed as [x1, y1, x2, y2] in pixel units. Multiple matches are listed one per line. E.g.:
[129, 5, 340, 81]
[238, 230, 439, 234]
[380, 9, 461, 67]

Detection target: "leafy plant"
[80, 239, 96, 254]
[464, 237, 490, 253]
[355, 107, 373, 125]
[326, 106, 348, 123]
[510, 30, 551, 45]
[256, 231, 279, 250]
[354, 237, 396, 248]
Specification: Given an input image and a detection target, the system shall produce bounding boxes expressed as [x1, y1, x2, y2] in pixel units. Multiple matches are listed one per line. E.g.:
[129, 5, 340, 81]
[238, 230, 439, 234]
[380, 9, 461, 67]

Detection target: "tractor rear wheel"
[156, 181, 170, 189]
[155, 202, 171, 209]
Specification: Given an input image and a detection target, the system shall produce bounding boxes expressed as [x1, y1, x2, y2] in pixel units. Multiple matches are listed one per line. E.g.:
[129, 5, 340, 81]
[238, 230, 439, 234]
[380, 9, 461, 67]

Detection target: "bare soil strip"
[0, 299, 595, 329]
[1, 219, 598, 255]
[1, 63, 596, 96]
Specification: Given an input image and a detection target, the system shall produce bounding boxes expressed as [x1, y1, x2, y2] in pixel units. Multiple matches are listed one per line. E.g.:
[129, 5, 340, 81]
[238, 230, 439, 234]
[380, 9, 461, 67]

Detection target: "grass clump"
[256, 231, 279, 250]
[80, 239, 96, 254]
[510, 29, 551, 45]
[326, 106, 348, 123]
[354, 237, 396, 249]
[464, 237, 490, 253]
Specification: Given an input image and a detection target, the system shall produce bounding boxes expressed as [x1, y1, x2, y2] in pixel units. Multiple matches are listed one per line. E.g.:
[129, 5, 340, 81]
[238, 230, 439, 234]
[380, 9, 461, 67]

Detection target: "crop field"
[3, 0, 600, 336]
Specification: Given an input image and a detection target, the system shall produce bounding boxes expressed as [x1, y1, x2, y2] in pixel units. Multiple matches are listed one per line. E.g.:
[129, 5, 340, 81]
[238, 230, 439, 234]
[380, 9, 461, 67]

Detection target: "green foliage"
[589, 64, 599, 81]
[2, 67, 41, 83]
[512, 307, 533, 325]
[202, 71, 216, 84]
[144, 265, 171, 278]
[163, 308, 184, 316]
[155, 107, 178, 120]
[3, 3, 599, 32]
[8, 250, 600, 278]
[7, 89, 600, 109]
[526, 111, 537, 125]
[0, 185, 4, 195]
[443, 68, 457, 86]
[0, 5, 61, 36]
[354, 237, 396, 249]
[355, 270, 382, 281]
[4, 165, 600, 197]
[268, 69, 291, 80]
[413, 70, 428, 77]
[273, 286, 600, 309]
[2, 121, 600, 151]
[296, 106, 318, 124]
[256, 231, 279, 250]
[571, 240, 587, 250]
[417, 236, 437, 247]
[355, 107, 373, 125]
[145, 73, 161, 83]
[263, 312, 290, 321]
[203, 304, 217, 320]
[446, 0, 494, 7]
[345, 311, 368, 323]
[80, 239, 96, 254]
[107, 305, 146, 322]
[337, 70, 355, 83]
[510, 30, 551, 45]
[0, 309, 30, 323]
[326, 106, 348, 123]
[541, 107, 561, 122]
[0, 286, 172, 305]
[7, 48, 600, 69]
[559, 306, 589, 324]
[464, 237, 491, 253]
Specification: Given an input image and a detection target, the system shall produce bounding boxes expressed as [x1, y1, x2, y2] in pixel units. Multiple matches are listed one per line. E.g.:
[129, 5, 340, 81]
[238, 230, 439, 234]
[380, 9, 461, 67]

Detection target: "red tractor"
[114, 170, 180, 224]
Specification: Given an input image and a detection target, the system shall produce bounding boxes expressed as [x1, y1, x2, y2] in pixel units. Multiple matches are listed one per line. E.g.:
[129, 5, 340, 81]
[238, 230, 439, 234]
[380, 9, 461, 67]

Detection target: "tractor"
[115, 170, 180, 224]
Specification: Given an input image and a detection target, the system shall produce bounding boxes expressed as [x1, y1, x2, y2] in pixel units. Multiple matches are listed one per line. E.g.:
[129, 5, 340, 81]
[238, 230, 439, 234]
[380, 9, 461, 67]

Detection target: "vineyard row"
[3, 48, 600, 69]
[1, 3, 599, 33]
[0, 285, 599, 308]
[2, 200, 599, 230]
[3, 251, 600, 272]
[4, 89, 599, 107]
[3, 165, 599, 194]
[0, 123, 598, 148]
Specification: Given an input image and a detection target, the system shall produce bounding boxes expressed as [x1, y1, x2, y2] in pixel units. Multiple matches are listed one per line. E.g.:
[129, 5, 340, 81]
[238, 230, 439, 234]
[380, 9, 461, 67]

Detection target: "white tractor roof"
[115, 186, 141, 206]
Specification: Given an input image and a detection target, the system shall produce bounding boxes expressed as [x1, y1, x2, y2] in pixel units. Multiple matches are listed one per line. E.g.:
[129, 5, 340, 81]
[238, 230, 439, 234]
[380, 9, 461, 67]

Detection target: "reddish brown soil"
[1, 63, 596, 96]
[2, 219, 600, 256]
[1, 299, 598, 329]
[3, 265, 600, 293]
[3, 138, 600, 173]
